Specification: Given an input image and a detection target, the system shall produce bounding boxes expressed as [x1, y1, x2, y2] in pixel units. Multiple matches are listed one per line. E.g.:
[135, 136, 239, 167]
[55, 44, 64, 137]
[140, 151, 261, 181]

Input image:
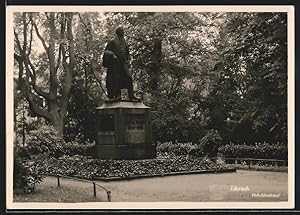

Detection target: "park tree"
[214, 12, 287, 144]
[14, 12, 75, 136]
[13, 11, 287, 145]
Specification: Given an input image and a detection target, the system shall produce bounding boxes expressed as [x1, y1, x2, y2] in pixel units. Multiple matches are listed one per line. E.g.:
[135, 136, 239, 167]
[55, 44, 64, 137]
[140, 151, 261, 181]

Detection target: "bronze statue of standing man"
[102, 26, 139, 101]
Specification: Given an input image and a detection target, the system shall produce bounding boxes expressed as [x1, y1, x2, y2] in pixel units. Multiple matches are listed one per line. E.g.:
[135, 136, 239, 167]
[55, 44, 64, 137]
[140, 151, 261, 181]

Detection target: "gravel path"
[100, 170, 288, 202]
[15, 170, 288, 202]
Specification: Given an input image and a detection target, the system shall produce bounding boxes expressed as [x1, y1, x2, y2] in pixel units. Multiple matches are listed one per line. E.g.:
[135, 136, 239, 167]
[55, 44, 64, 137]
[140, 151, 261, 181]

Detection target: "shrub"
[156, 141, 173, 154]
[63, 140, 96, 157]
[25, 125, 66, 158]
[218, 142, 288, 160]
[198, 129, 222, 157]
[16, 146, 31, 159]
[157, 141, 203, 157]
[14, 157, 44, 193]
[24, 125, 95, 159]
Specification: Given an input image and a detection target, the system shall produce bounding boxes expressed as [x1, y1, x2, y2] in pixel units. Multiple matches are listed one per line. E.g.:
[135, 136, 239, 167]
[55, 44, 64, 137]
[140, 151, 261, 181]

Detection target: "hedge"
[157, 130, 222, 157]
[157, 141, 203, 157]
[63, 142, 95, 157]
[218, 142, 287, 160]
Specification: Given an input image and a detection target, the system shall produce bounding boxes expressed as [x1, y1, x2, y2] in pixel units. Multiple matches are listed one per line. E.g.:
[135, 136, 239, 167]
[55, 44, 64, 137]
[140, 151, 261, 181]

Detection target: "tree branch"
[15, 52, 52, 121]
[27, 21, 34, 56]
[22, 56, 51, 120]
[77, 55, 108, 97]
[26, 92, 52, 121]
[24, 60, 52, 121]
[56, 45, 63, 71]
[31, 16, 49, 54]
[74, 12, 93, 49]
[56, 13, 65, 71]
[27, 58, 50, 99]
[45, 12, 50, 20]
[60, 12, 74, 117]
[14, 30, 23, 53]
[47, 12, 58, 104]
[14, 53, 22, 62]
[20, 13, 52, 121]
[22, 13, 28, 53]
[14, 53, 24, 91]
[74, 12, 88, 29]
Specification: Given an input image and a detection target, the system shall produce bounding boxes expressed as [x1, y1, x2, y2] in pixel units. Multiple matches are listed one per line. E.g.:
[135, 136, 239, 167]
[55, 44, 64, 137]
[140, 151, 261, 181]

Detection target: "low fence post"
[107, 191, 111, 202]
[247, 158, 250, 169]
[57, 174, 60, 187]
[93, 182, 96, 197]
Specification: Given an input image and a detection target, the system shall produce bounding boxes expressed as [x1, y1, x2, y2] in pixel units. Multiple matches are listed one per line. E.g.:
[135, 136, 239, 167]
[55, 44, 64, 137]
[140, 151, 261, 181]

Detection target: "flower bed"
[32, 155, 224, 180]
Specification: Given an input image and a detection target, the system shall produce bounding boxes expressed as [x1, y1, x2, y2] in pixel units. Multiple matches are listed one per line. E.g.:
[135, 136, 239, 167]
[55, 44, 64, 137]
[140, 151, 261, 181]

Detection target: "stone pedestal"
[95, 100, 156, 159]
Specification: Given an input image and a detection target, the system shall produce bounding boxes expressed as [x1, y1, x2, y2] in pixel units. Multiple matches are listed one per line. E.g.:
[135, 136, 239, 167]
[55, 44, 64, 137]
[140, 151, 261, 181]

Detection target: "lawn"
[14, 170, 288, 202]
[14, 176, 108, 202]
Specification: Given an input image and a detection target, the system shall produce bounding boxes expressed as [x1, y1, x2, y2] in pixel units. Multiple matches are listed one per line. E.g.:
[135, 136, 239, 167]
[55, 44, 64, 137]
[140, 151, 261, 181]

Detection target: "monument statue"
[97, 26, 155, 160]
[102, 26, 139, 101]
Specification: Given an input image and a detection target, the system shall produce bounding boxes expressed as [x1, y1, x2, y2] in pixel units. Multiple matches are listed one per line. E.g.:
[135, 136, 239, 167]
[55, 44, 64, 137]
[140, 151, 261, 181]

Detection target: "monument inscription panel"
[126, 114, 145, 144]
[127, 114, 145, 130]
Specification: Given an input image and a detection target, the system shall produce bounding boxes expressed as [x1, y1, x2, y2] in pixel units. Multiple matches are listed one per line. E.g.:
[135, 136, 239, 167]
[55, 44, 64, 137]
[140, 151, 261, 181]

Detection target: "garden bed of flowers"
[32, 154, 225, 180]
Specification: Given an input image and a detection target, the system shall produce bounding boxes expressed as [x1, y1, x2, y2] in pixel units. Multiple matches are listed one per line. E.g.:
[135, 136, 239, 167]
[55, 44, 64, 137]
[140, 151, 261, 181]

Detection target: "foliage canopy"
[14, 12, 288, 148]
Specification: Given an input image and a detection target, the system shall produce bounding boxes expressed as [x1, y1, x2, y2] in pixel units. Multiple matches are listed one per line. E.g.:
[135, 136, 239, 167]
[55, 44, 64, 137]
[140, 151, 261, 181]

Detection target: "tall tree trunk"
[50, 114, 65, 137]
[58, 12, 75, 136]
[150, 38, 162, 102]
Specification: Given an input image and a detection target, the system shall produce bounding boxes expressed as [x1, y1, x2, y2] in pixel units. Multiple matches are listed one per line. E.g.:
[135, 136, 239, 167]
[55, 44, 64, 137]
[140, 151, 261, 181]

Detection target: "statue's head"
[115, 26, 124, 37]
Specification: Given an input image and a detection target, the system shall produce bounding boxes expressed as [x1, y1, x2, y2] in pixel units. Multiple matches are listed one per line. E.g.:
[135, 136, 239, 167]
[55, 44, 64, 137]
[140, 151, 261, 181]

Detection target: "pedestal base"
[95, 100, 156, 160]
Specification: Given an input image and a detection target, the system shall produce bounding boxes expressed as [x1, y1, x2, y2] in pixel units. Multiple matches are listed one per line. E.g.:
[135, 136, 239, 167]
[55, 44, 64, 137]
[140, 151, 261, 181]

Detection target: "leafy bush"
[157, 141, 203, 157]
[63, 140, 96, 157]
[218, 142, 288, 160]
[25, 125, 66, 158]
[24, 125, 95, 159]
[198, 129, 222, 157]
[157, 130, 223, 158]
[14, 157, 44, 193]
[16, 146, 31, 159]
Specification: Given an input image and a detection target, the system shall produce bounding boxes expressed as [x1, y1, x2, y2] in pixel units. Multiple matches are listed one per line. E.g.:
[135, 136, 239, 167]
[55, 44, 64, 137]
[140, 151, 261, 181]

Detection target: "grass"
[13, 177, 108, 202]
[14, 170, 288, 202]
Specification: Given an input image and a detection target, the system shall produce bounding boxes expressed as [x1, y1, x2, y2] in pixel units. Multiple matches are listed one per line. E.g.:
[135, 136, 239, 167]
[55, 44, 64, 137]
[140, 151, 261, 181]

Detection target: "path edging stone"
[94, 168, 236, 181]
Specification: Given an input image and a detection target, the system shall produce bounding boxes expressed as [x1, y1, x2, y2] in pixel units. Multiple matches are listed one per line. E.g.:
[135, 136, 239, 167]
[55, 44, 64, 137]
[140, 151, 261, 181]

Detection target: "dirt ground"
[14, 170, 288, 202]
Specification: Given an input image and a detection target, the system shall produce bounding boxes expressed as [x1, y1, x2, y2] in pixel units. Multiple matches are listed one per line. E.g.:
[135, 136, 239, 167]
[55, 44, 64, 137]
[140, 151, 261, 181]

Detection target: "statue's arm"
[105, 40, 114, 51]
[105, 40, 118, 59]
[103, 41, 117, 67]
